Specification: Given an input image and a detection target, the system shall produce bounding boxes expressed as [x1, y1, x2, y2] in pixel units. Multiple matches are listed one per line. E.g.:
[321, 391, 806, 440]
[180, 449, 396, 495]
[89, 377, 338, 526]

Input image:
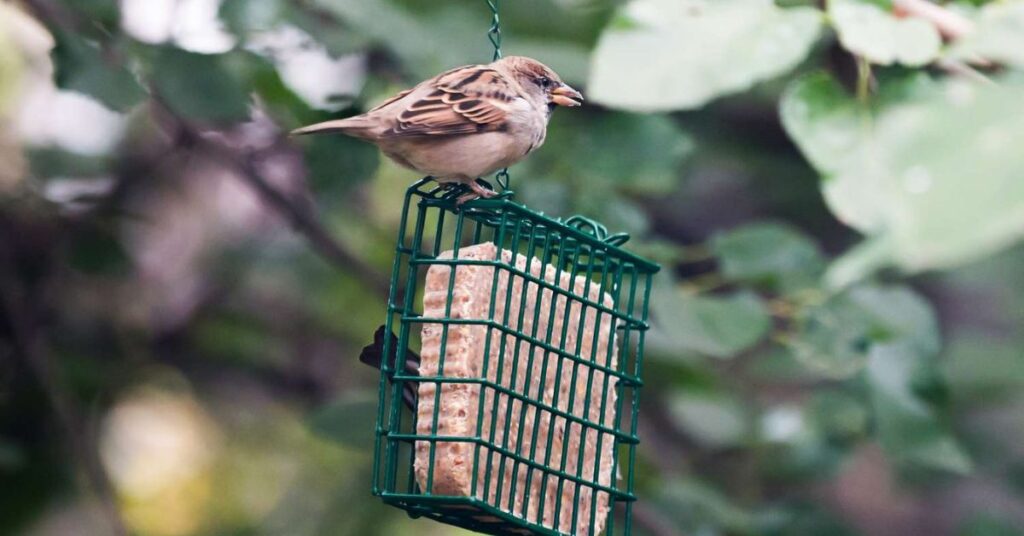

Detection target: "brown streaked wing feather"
[366, 88, 413, 113]
[381, 66, 518, 138]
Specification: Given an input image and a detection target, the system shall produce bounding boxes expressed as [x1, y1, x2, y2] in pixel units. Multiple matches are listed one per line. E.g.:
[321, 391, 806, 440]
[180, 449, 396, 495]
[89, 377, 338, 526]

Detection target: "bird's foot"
[455, 179, 497, 205]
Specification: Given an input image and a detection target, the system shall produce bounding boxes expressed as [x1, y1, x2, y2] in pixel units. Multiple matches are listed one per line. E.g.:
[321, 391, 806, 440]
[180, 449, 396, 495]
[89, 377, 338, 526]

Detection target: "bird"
[359, 325, 420, 411]
[291, 56, 583, 203]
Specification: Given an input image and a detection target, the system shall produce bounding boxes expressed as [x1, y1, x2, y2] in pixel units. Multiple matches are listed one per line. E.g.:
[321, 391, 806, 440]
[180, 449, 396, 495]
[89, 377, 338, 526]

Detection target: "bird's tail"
[290, 116, 376, 138]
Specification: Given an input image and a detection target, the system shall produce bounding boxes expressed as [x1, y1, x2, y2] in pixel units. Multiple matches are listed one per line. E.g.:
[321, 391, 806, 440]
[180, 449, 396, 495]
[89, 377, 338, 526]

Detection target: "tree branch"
[0, 241, 128, 536]
[893, 0, 974, 39]
[152, 103, 392, 297]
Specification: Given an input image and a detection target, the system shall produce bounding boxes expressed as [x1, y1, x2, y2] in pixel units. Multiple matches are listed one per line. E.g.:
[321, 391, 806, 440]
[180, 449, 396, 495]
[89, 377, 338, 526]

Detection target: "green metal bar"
[398, 317, 641, 384]
[587, 256, 628, 532]
[484, 225, 552, 505]
[485, 211, 522, 508]
[519, 236, 581, 524]
[384, 189, 431, 494]
[534, 236, 590, 528]
[409, 258, 646, 328]
[386, 375, 637, 443]
[374, 178, 423, 495]
[607, 264, 640, 534]
[386, 434, 634, 500]
[503, 231, 572, 516]
[423, 197, 661, 273]
[568, 249, 614, 535]
[468, 209, 510, 505]
[551, 243, 600, 531]
[424, 209, 468, 494]
[480, 216, 538, 505]
[494, 223, 548, 515]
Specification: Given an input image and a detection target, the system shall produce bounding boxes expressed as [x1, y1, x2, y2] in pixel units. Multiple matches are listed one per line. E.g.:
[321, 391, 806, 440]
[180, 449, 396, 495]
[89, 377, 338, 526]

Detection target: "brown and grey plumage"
[292, 56, 582, 202]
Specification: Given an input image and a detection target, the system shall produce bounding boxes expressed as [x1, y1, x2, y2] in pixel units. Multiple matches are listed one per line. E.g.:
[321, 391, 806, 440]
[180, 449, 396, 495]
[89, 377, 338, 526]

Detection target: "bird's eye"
[537, 76, 551, 88]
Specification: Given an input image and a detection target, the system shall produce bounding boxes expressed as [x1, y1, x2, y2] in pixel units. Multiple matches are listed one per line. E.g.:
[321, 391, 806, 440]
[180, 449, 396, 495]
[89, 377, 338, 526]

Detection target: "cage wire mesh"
[371, 178, 659, 535]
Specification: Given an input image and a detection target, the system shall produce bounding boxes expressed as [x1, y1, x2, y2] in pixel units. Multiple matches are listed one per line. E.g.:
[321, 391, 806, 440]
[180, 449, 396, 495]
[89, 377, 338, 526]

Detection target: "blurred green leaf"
[783, 73, 1024, 284]
[300, 132, 379, 194]
[151, 48, 253, 122]
[788, 293, 875, 378]
[779, 73, 864, 176]
[220, 0, 290, 35]
[524, 111, 693, 197]
[867, 342, 972, 473]
[808, 391, 869, 442]
[68, 226, 130, 275]
[711, 222, 825, 292]
[650, 283, 771, 359]
[943, 336, 1024, 397]
[221, 0, 369, 57]
[756, 503, 859, 536]
[589, 0, 823, 112]
[312, 0, 481, 80]
[193, 312, 287, 367]
[309, 392, 378, 450]
[957, 514, 1023, 536]
[52, 31, 145, 111]
[668, 390, 749, 447]
[788, 284, 938, 378]
[829, 0, 941, 66]
[61, 0, 120, 37]
[658, 478, 754, 533]
[27, 148, 110, 178]
[503, 38, 591, 85]
[948, 3, 1024, 68]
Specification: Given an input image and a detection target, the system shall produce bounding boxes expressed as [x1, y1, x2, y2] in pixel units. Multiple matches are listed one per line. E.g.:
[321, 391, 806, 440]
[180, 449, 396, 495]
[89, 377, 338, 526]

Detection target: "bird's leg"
[456, 179, 497, 205]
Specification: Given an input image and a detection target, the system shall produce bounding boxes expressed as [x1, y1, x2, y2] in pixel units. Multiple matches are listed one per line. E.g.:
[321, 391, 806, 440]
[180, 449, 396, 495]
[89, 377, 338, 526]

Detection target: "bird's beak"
[550, 84, 583, 107]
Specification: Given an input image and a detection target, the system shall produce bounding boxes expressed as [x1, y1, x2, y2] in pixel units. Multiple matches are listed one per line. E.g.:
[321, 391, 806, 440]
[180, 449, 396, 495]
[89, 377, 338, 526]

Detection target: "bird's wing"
[367, 88, 413, 113]
[379, 65, 519, 138]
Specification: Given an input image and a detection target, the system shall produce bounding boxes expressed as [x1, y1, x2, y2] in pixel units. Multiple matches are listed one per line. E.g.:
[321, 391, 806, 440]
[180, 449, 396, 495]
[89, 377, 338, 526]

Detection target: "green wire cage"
[371, 178, 660, 535]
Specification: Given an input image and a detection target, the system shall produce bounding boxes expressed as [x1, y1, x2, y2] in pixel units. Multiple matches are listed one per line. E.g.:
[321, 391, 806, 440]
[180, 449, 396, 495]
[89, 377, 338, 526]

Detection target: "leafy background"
[1, 0, 1023, 535]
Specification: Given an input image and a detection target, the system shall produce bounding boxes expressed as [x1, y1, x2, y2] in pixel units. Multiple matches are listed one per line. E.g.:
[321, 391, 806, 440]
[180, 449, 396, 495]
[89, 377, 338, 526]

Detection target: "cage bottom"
[379, 492, 600, 536]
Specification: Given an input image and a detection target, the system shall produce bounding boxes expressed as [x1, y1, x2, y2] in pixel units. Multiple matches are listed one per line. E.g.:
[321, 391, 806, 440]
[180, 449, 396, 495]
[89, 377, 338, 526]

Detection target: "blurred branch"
[892, 0, 973, 39]
[22, 0, 391, 298]
[146, 103, 392, 298]
[20, 0, 78, 31]
[0, 240, 128, 536]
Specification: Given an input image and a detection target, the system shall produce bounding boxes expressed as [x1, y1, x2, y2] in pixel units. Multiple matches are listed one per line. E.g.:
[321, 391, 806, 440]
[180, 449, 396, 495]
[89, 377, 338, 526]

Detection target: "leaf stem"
[855, 55, 872, 105]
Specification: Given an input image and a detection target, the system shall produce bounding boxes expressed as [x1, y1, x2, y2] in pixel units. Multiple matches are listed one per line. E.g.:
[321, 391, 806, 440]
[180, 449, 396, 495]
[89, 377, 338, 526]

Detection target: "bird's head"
[494, 56, 583, 111]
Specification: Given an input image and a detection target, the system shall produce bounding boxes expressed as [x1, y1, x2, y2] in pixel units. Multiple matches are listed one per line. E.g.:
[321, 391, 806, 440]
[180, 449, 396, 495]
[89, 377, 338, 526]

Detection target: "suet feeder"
[369, 178, 659, 535]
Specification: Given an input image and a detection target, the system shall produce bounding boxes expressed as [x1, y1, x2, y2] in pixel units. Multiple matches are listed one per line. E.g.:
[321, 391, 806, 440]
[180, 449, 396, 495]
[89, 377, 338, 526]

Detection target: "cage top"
[406, 178, 662, 275]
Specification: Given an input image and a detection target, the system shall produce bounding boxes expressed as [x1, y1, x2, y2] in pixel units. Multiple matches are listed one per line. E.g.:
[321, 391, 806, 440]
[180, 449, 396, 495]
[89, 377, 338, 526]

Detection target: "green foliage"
[786, 284, 939, 378]
[867, 342, 972, 473]
[52, 31, 146, 111]
[589, 0, 823, 111]
[783, 73, 1024, 284]
[309, 392, 378, 449]
[829, 0, 941, 66]
[650, 285, 771, 359]
[667, 390, 749, 447]
[7, 0, 1024, 534]
[151, 48, 255, 122]
[522, 111, 693, 196]
[711, 222, 825, 292]
[948, 3, 1024, 68]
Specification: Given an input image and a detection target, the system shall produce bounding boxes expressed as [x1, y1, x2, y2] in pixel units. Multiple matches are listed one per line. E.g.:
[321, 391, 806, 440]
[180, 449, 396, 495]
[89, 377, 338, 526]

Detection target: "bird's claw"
[455, 179, 497, 205]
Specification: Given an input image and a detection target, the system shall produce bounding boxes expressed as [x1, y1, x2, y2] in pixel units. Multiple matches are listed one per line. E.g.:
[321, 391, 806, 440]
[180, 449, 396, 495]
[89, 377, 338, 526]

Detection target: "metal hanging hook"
[485, 0, 510, 192]
[486, 0, 503, 61]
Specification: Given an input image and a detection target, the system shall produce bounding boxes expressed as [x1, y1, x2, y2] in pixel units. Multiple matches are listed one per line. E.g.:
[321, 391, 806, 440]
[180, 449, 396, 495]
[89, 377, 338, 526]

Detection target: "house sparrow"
[291, 56, 583, 202]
